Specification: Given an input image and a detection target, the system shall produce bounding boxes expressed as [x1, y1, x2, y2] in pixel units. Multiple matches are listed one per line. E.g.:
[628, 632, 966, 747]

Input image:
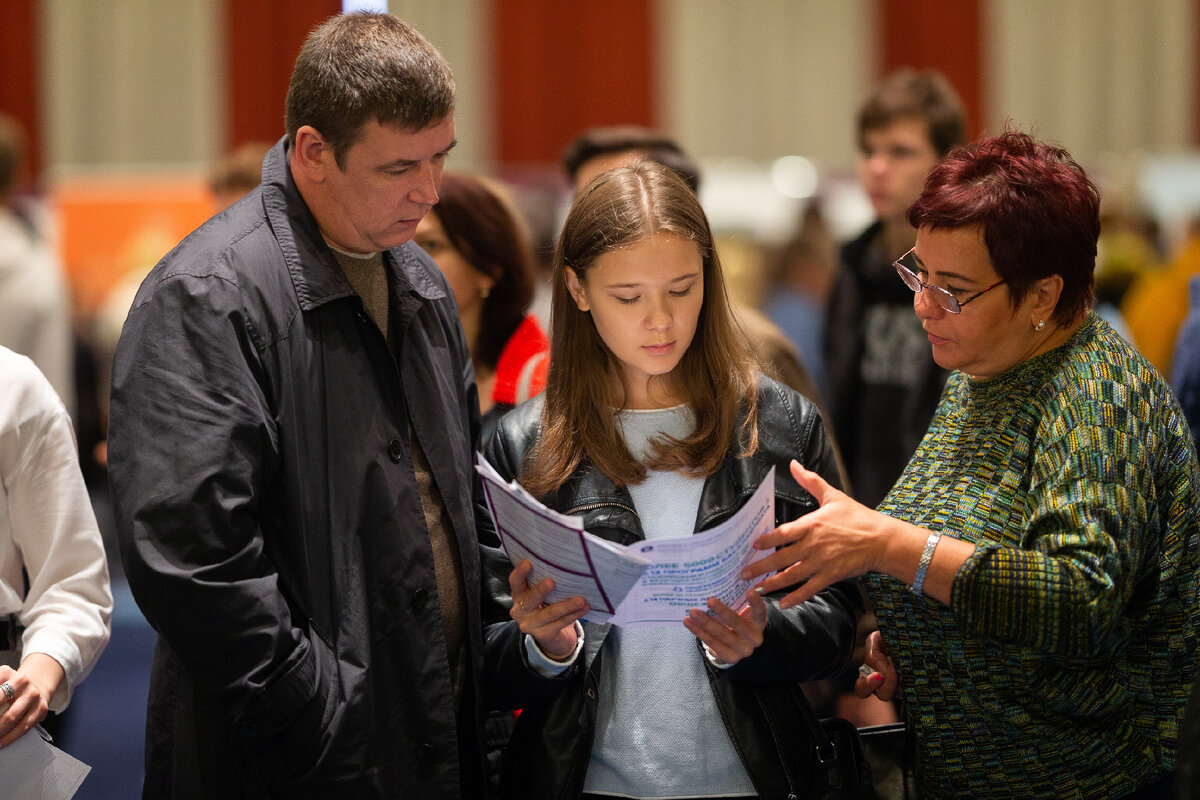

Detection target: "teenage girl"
[481, 160, 861, 800]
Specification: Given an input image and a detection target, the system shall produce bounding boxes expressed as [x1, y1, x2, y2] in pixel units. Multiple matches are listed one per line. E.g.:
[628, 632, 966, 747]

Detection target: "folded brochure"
[476, 454, 776, 626]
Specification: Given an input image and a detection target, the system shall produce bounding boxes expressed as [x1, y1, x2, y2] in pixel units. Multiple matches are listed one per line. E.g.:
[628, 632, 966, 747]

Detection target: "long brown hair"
[521, 161, 760, 497]
[431, 172, 536, 369]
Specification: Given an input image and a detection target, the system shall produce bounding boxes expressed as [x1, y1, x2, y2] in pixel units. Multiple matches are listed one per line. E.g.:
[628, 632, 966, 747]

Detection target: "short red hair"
[908, 130, 1099, 324]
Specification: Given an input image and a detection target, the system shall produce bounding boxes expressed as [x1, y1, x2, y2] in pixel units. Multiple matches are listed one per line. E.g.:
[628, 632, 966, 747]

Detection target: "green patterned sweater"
[869, 312, 1200, 798]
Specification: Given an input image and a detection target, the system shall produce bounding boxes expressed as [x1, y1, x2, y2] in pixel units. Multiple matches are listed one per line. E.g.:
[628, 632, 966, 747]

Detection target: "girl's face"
[566, 232, 704, 409]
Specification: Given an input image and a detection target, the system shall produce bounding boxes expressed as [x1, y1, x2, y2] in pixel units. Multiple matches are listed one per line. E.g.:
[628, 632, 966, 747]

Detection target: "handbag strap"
[789, 684, 845, 789]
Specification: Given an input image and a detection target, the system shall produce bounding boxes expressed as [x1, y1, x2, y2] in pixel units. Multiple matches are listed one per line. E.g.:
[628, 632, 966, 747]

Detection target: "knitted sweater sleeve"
[949, 357, 1181, 662]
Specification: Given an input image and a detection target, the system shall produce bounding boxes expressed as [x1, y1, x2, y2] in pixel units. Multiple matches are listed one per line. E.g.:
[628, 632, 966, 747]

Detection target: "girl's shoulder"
[484, 393, 545, 479]
[749, 373, 824, 454]
[753, 373, 820, 424]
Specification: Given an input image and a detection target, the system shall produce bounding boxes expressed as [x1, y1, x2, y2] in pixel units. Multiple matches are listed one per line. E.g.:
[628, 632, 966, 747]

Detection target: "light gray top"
[583, 405, 755, 799]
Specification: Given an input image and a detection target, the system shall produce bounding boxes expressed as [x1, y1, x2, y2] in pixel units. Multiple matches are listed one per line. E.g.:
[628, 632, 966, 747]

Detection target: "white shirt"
[0, 206, 75, 419]
[0, 346, 111, 711]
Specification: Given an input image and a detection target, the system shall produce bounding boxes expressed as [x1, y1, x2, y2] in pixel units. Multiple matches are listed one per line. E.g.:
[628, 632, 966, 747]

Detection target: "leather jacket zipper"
[752, 690, 797, 799]
[563, 500, 638, 517]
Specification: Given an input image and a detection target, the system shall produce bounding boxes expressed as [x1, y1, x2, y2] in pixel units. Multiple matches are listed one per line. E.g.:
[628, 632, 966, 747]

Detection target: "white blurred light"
[771, 155, 818, 199]
[344, 0, 387, 12]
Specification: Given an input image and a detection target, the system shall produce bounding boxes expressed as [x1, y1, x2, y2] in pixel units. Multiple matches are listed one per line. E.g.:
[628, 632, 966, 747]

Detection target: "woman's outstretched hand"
[508, 559, 590, 659]
[740, 460, 885, 608]
[683, 589, 768, 666]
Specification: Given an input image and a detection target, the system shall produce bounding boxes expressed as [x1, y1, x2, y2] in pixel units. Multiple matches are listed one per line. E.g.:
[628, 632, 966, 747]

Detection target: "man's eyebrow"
[378, 139, 458, 170]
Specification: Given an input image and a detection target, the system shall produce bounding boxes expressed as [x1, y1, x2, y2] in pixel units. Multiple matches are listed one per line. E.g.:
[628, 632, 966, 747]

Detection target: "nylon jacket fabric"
[480, 376, 863, 800]
[109, 137, 488, 799]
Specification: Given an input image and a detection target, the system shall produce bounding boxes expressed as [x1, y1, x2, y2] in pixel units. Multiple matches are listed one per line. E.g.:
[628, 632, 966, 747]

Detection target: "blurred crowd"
[4, 95, 1199, 518]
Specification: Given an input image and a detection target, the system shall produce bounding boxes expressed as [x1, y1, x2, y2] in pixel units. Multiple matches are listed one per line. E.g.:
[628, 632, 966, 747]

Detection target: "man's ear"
[565, 267, 590, 311]
[291, 125, 331, 183]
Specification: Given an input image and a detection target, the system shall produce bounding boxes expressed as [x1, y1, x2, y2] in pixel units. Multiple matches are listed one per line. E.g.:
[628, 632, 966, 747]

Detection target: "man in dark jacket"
[108, 12, 487, 798]
[823, 69, 966, 508]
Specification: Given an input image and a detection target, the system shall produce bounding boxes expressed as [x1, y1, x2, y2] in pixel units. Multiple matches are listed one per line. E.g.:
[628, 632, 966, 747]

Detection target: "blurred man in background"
[824, 69, 967, 508]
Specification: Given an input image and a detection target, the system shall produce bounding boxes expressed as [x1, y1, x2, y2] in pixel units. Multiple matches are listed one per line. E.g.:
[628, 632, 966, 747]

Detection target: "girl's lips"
[643, 342, 674, 356]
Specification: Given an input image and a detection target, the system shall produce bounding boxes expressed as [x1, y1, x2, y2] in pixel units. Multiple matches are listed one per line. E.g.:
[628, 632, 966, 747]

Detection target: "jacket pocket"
[244, 633, 373, 793]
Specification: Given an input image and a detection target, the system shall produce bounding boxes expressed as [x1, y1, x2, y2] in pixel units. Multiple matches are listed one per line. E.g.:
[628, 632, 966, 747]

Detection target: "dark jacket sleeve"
[109, 269, 328, 747]
[478, 401, 582, 713]
[726, 380, 863, 685]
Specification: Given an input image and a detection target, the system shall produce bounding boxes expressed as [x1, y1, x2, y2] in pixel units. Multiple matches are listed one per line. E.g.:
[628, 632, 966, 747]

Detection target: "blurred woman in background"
[415, 172, 548, 445]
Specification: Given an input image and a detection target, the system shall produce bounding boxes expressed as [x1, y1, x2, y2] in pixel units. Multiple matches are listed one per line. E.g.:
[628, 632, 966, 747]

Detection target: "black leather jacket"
[480, 376, 863, 800]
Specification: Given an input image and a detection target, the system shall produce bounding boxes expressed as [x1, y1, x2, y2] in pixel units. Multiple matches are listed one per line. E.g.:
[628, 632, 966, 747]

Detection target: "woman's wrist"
[19, 653, 65, 697]
[533, 623, 583, 662]
[910, 531, 943, 596]
[876, 518, 927, 584]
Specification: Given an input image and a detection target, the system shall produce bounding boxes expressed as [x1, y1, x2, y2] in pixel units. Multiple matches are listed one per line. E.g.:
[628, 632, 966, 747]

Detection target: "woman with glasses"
[745, 131, 1199, 798]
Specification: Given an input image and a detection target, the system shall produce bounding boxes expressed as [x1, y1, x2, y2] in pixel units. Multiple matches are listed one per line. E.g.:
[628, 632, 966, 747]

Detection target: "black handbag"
[790, 684, 872, 799]
[857, 722, 917, 800]
[791, 686, 916, 800]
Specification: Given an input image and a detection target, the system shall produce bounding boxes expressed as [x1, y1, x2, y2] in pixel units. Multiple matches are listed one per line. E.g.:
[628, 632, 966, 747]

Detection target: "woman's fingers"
[507, 558, 534, 599]
[742, 541, 809, 583]
[854, 630, 900, 701]
[523, 597, 589, 659]
[508, 559, 576, 619]
[789, 459, 838, 505]
[0, 669, 47, 748]
[506, 561, 589, 658]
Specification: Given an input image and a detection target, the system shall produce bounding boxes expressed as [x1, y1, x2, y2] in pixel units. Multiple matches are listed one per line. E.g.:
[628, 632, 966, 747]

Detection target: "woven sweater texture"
[869, 312, 1200, 798]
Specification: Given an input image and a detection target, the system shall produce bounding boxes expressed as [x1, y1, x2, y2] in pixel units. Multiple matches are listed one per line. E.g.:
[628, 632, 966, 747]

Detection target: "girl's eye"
[670, 287, 694, 298]
[615, 296, 639, 305]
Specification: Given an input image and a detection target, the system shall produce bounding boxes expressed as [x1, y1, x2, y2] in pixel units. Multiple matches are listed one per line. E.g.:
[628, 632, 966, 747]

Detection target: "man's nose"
[410, 164, 440, 205]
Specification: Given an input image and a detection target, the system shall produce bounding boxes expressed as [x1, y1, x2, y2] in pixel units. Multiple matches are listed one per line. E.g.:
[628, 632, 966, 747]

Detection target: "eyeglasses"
[892, 247, 1005, 314]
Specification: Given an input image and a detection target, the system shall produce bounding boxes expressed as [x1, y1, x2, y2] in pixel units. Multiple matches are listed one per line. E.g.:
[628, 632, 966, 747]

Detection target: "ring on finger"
[0, 681, 13, 701]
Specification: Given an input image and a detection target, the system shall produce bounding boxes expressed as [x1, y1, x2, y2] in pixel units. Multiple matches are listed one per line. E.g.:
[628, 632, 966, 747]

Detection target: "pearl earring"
[1035, 320, 1046, 331]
